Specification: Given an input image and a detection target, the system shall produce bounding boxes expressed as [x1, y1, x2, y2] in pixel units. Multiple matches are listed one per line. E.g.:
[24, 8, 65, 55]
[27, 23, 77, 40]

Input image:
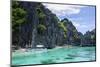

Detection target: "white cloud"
[73, 22, 88, 28]
[69, 17, 83, 21]
[42, 3, 85, 17]
[73, 22, 80, 27]
[72, 22, 89, 34]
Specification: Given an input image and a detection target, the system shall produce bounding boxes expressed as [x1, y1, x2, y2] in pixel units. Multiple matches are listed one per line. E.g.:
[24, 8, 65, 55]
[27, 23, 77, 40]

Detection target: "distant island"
[12, 1, 96, 50]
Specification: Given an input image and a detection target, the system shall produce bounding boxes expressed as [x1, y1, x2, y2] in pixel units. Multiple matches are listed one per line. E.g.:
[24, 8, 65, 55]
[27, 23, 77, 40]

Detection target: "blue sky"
[43, 3, 96, 34]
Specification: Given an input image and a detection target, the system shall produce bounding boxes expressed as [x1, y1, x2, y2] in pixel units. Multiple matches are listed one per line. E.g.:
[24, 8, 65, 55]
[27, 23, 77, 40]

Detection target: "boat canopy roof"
[36, 45, 44, 47]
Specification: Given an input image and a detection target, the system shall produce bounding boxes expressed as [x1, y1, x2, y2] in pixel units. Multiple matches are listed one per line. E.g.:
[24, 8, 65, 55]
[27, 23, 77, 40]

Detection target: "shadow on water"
[41, 59, 56, 64]
[67, 54, 79, 57]
[64, 57, 74, 59]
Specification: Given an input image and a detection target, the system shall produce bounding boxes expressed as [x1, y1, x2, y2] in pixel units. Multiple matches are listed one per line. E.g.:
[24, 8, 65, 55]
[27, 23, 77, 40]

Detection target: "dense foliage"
[37, 24, 46, 34]
[58, 22, 67, 38]
[12, 1, 27, 32]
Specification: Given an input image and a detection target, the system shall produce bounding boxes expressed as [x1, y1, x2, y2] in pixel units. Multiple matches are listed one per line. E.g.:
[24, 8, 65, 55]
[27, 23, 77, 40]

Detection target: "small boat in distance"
[36, 45, 44, 48]
[35, 45, 47, 51]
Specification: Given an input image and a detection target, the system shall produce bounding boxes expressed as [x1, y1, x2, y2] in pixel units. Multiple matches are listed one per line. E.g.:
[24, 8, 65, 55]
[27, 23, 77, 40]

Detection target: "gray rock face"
[81, 29, 96, 46]
[18, 2, 59, 48]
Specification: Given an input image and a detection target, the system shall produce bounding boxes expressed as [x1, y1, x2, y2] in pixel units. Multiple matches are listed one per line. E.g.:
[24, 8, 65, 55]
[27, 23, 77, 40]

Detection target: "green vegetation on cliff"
[37, 24, 46, 34]
[58, 22, 67, 38]
[12, 1, 27, 32]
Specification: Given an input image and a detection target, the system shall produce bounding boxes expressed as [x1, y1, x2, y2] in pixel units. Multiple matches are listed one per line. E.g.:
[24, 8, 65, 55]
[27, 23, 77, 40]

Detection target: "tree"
[37, 24, 46, 35]
[12, 1, 27, 32]
[58, 22, 67, 38]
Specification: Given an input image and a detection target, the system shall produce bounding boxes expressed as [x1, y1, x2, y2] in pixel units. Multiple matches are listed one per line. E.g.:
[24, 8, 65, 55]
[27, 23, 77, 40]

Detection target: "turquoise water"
[12, 46, 96, 65]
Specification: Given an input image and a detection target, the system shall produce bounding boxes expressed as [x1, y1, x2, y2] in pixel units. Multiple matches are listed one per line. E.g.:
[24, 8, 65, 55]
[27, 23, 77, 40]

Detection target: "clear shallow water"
[12, 46, 96, 65]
